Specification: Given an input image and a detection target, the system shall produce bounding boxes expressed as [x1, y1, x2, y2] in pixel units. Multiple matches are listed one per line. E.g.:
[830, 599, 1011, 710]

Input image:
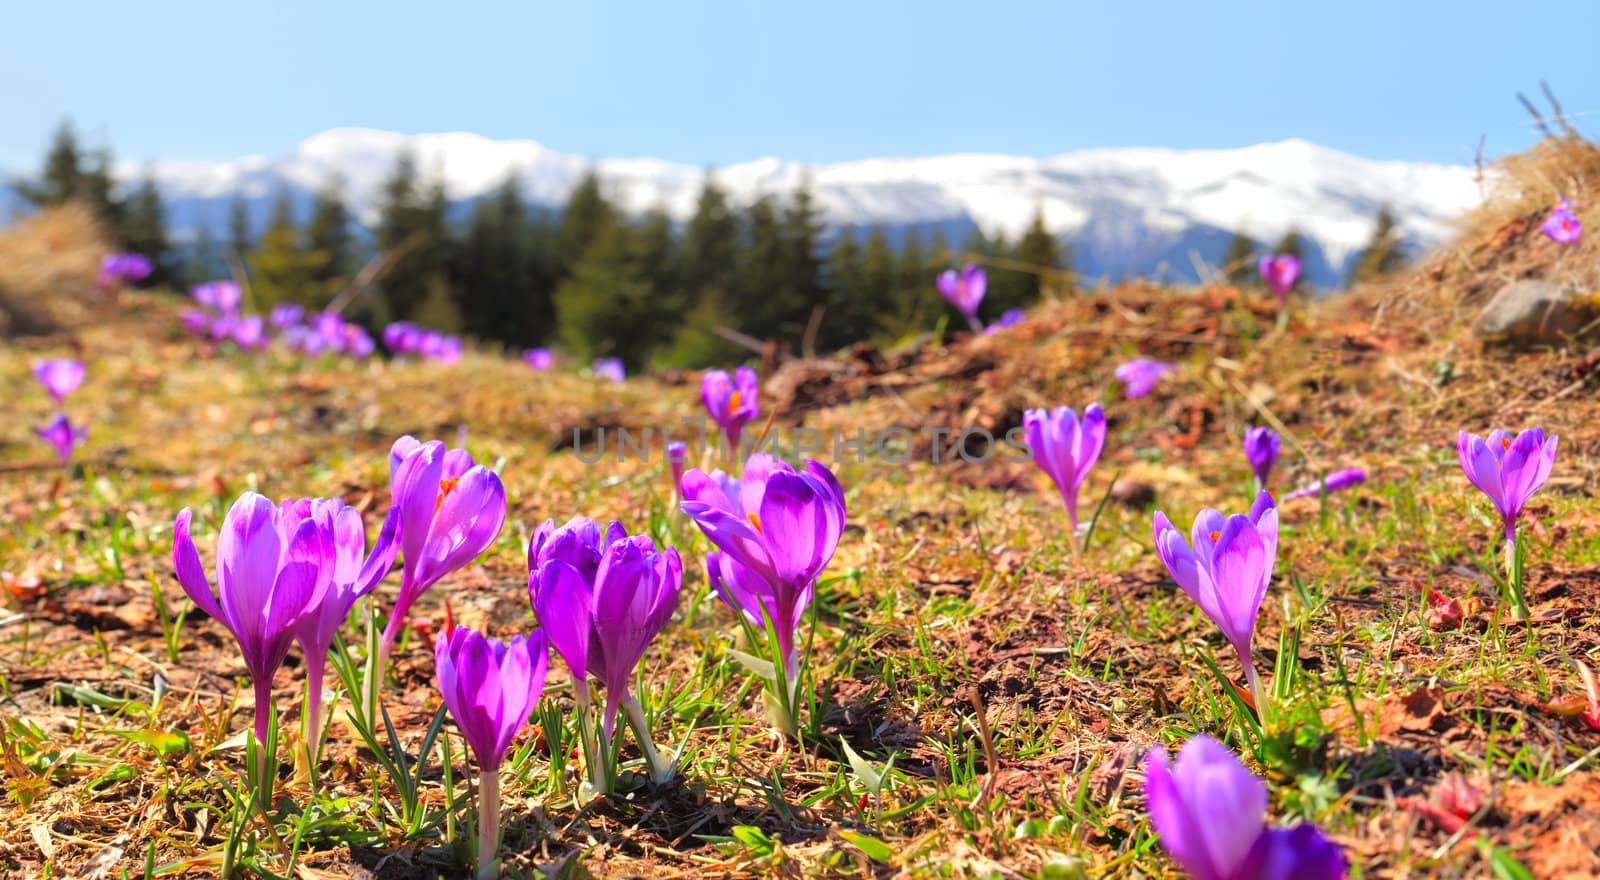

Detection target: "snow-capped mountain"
[9, 128, 1486, 286]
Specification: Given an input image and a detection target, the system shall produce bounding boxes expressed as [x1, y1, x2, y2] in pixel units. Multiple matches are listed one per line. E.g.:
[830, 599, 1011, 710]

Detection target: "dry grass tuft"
[1363, 133, 1600, 338]
[0, 202, 114, 338]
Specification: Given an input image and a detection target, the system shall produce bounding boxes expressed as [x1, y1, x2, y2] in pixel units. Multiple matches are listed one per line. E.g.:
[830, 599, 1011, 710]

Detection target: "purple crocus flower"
[1242, 427, 1280, 489]
[281, 498, 399, 766]
[1258, 254, 1300, 300]
[1022, 403, 1107, 533]
[97, 253, 153, 288]
[667, 441, 688, 495]
[269, 303, 304, 330]
[1283, 468, 1367, 501]
[984, 308, 1025, 334]
[937, 263, 986, 326]
[680, 454, 846, 683]
[382, 322, 413, 354]
[1115, 359, 1176, 399]
[524, 348, 553, 370]
[1542, 198, 1582, 245]
[378, 436, 507, 677]
[1457, 428, 1558, 541]
[312, 312, 346, 354]
[434, 626, 548, 880]
[702, 367, 761, 455]
[531, 521, 681, 741]
[193, 280, 242, 314]
[344, 325, 375, 359]
[208, 314, 237, 343]
[1152, 492, 1278, 701]
[594, 357, 625, 383]
[1144, 735, 1346, 880]
[32, 358, 85, 404]
[172, 494, 329, 764]
[230, 314, 268, 351]
[179, 309, 210, 337]
[36, 412, 86, 463]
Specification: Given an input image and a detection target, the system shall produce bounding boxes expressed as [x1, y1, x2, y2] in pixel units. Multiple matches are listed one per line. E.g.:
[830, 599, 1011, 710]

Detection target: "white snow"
[111, 127, 1484, 265]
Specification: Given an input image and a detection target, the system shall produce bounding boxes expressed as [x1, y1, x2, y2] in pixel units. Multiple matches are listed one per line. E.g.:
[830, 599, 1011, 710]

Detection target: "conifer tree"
[822, 229, 864, 349]
[227, 196, 253, 267]
[1008, 207, 1065, 307]
[778, 179, 826, 347]
[553, 219, 658, 370]
[891, 229, 929, 334]
[667, 175, 743, 365]
[733, 196, 789, 346]
[17, 120, 86, 208]
[455, 174, 551, 346]
[81, 147, 125, 233]
[1222, 231, 1258, 287]
[186, 227, 223, 287]
[375, 151, 452, 319]
[304, 176, 357, 301]
[1346, 207, 1408, 286]
[557, 171, 615, 275]
[251, 189, 322, 308]
[860, 225, 896, 318]
[118, 172, 174, 285]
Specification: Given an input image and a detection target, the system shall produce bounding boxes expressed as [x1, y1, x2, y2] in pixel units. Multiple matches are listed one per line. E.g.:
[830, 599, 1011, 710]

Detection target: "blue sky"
[3, 0, 1597, 171]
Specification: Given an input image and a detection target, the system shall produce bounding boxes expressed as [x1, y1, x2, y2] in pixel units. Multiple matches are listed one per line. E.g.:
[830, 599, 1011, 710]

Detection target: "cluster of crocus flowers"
[382, 321, 463, 362]
[593, 357, 626, 383]
[938, 263, 987, 330]
[97, 252, 153, 291]
[171, 493, 394, 802]
[1457, 427, 1558, 619]
[1144, 735, 1346, 880]
[701, 366, 760, 456]
[681, 454, 846, 736]
[1283, 468, 1365, 501]
[1242, 427, 1279, 490]
[1542, 197, 1582, 245]
[1258, 253, 1300, 301]
[1153, 492, 1278, 711]
[375, 436, 507, 686]
[280, 310, 376, 358]
[31, 358, 87, 465]
[1023, 403, 1106, 539]
[1116, 359, 1176, 399]
[529, 518, 681, 793]
[434, 627, 548, 880]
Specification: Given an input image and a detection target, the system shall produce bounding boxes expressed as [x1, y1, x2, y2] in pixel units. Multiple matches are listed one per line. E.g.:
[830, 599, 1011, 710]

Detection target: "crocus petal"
[1145, 736, 1267, 880]
[759, 470, 840, 591]
[172, 508, 223, 621]
[1209, 515, 1270, 667]
[354, 505, 402, 597]
[1243, 825, 1348, 880]
[415, 466, 506, 589]
[536, 560, 595, 686]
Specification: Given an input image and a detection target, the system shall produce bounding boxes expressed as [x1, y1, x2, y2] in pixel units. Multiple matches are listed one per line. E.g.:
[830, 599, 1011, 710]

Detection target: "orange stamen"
[434, 476, 460, 514]
[748, 512, 763, 533]
[727, 390, 742, 417]
[1209, 530, 1220, 542]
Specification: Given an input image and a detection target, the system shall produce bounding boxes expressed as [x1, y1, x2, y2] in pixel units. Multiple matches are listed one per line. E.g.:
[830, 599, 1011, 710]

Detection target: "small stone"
[1110, 479, 1157, 509]
[1473, 280, 1600, 348]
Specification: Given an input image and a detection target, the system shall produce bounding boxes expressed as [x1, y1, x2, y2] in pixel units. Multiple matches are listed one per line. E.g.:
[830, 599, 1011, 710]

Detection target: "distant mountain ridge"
[3, 128, 1484, 286]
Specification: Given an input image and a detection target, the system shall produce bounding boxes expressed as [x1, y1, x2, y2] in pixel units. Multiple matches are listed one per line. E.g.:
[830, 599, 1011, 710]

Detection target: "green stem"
[1505, 529, 1529, 620]
[623, 697, 672, 784]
